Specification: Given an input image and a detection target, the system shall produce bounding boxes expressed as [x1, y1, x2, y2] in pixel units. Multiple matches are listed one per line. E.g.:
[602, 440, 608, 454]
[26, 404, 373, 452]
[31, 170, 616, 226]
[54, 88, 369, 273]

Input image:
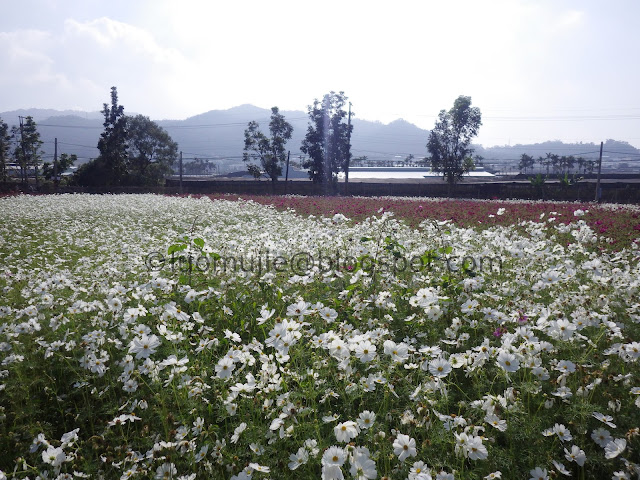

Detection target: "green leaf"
[193, 238, 205, 249]
[168, 244, 187, 255]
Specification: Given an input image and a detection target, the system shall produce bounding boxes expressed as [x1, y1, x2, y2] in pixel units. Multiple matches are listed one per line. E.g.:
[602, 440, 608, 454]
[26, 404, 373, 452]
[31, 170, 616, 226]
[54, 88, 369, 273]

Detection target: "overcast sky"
[1, 0, 639, 148]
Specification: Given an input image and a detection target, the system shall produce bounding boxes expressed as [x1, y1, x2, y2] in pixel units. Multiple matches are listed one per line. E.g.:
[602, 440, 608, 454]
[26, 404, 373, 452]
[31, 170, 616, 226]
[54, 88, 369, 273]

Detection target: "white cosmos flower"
[195, 445, 208, 463]
[383, 340, 410, 363]
[552, 423, 573, 442]
[155, 463, 176, 480]
[461, 299, 479, 313]
[334, 420, 359, 442]
[555, 360, 576, 374]
[428, 357, 452, 378]
[329, 339, 350, 360]
[357, 411, 376, 430]
[612, 472, 629, 480]
[184, 289, 198, 303]
[215, 357, 235, 379]
[591, 427, 612, 447]
[529, 467, 548, 480]
[128, 334, 161, 359]
[552, 386, 573, 399]
[230, 422, 247, 444]
[485, 414, 507, 431]
[592, 412, 617, 428]
[552, 460, 570, 476]
[257, 307, 275, 325]
[322, 445, 346, 466]
[289, 447, 309, 470]
[287, 300, 313, 319]
[466, 435, 488, 460]
[604, 438, 626, 459]
[496, 351, 520, 373]
[349, 451, 377, 480]
[353, 340, 376, 363]
[319, 307, 338, 323]
[107, 296, 123, 312]
[248, 463, 270, 473]
[410, 461, 432, 480]
[393, 433, 417, 462]
[564, 445, 586, 466]
[41, 445, 66, 466]
[122, 378, 138, 393]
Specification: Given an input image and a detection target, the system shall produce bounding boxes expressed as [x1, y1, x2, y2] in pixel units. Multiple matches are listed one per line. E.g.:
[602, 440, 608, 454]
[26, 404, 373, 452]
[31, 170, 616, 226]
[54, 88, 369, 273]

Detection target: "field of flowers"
[0, 193, 639, 480]
[206, 194, 640, 252]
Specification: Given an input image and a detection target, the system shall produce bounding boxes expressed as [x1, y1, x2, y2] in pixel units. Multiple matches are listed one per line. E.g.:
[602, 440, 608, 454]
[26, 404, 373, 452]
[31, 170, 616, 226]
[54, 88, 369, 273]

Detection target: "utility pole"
[18, 116, 29, 186]
[285, 150, 290, 194]
[595, 141, 603, 202]
[179, 151, 183, 194]
[345, 101, 352, 195]
[53, 137, 58, 192]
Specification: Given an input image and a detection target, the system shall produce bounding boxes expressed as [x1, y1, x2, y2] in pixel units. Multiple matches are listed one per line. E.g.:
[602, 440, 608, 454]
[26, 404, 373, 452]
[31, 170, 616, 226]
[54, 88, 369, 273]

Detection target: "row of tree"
[518, 153, 597, 176]
[2, 88, 484, 191]
[242, 91, 354, 192]
[243, 93, 483, 193]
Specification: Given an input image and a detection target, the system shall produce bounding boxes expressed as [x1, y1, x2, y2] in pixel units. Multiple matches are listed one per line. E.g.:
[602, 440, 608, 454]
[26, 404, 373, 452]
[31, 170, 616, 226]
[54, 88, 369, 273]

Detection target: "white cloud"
[63, 17, 186, 65]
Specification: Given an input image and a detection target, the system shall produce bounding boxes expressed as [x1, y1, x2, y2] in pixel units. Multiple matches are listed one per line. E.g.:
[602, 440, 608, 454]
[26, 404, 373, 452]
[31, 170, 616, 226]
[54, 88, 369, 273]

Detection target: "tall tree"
[42, 153, 77, 181]
[300, 91, 353, 190]
[11, 116, 44, 186]
[97, 86, 128, 186]
[126, 115, 178, 186]
[518, 153, 535, 174]
[427, 95, 482, 192]
[0, 118, 10, 182]
[243, 107, 293, 184]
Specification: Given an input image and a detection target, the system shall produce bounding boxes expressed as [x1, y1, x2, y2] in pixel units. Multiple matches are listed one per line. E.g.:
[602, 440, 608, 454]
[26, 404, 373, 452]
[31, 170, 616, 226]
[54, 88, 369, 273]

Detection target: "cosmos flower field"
[0, 193, 639, 480]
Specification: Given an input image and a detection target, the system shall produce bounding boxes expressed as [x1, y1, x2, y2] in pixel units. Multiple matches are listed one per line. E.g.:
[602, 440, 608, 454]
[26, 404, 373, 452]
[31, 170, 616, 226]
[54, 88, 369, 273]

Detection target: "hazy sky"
[1, 0, 639, 147]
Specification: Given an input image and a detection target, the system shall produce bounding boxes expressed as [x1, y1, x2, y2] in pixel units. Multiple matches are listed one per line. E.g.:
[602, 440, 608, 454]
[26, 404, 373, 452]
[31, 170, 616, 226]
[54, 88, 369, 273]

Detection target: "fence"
[2, 179, 639, 203]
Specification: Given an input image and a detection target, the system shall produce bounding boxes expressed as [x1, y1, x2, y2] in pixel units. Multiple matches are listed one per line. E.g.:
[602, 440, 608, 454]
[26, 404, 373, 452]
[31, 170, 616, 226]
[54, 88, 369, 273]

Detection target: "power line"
[602, 150, 640, 156]
[37, 124, 101, 129]
[36, 116, 310, 130]
[57, 141, 98, 149]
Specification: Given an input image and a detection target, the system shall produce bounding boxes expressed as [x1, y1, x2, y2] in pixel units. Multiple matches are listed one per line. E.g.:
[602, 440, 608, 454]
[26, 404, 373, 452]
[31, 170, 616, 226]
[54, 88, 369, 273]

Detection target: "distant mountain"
[476, 139, 637, 161]
[0, 108, 103, 121]
[0, 105, 432, 170]
[476, 139, 640, 173]
[1, 106, 638, 173]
